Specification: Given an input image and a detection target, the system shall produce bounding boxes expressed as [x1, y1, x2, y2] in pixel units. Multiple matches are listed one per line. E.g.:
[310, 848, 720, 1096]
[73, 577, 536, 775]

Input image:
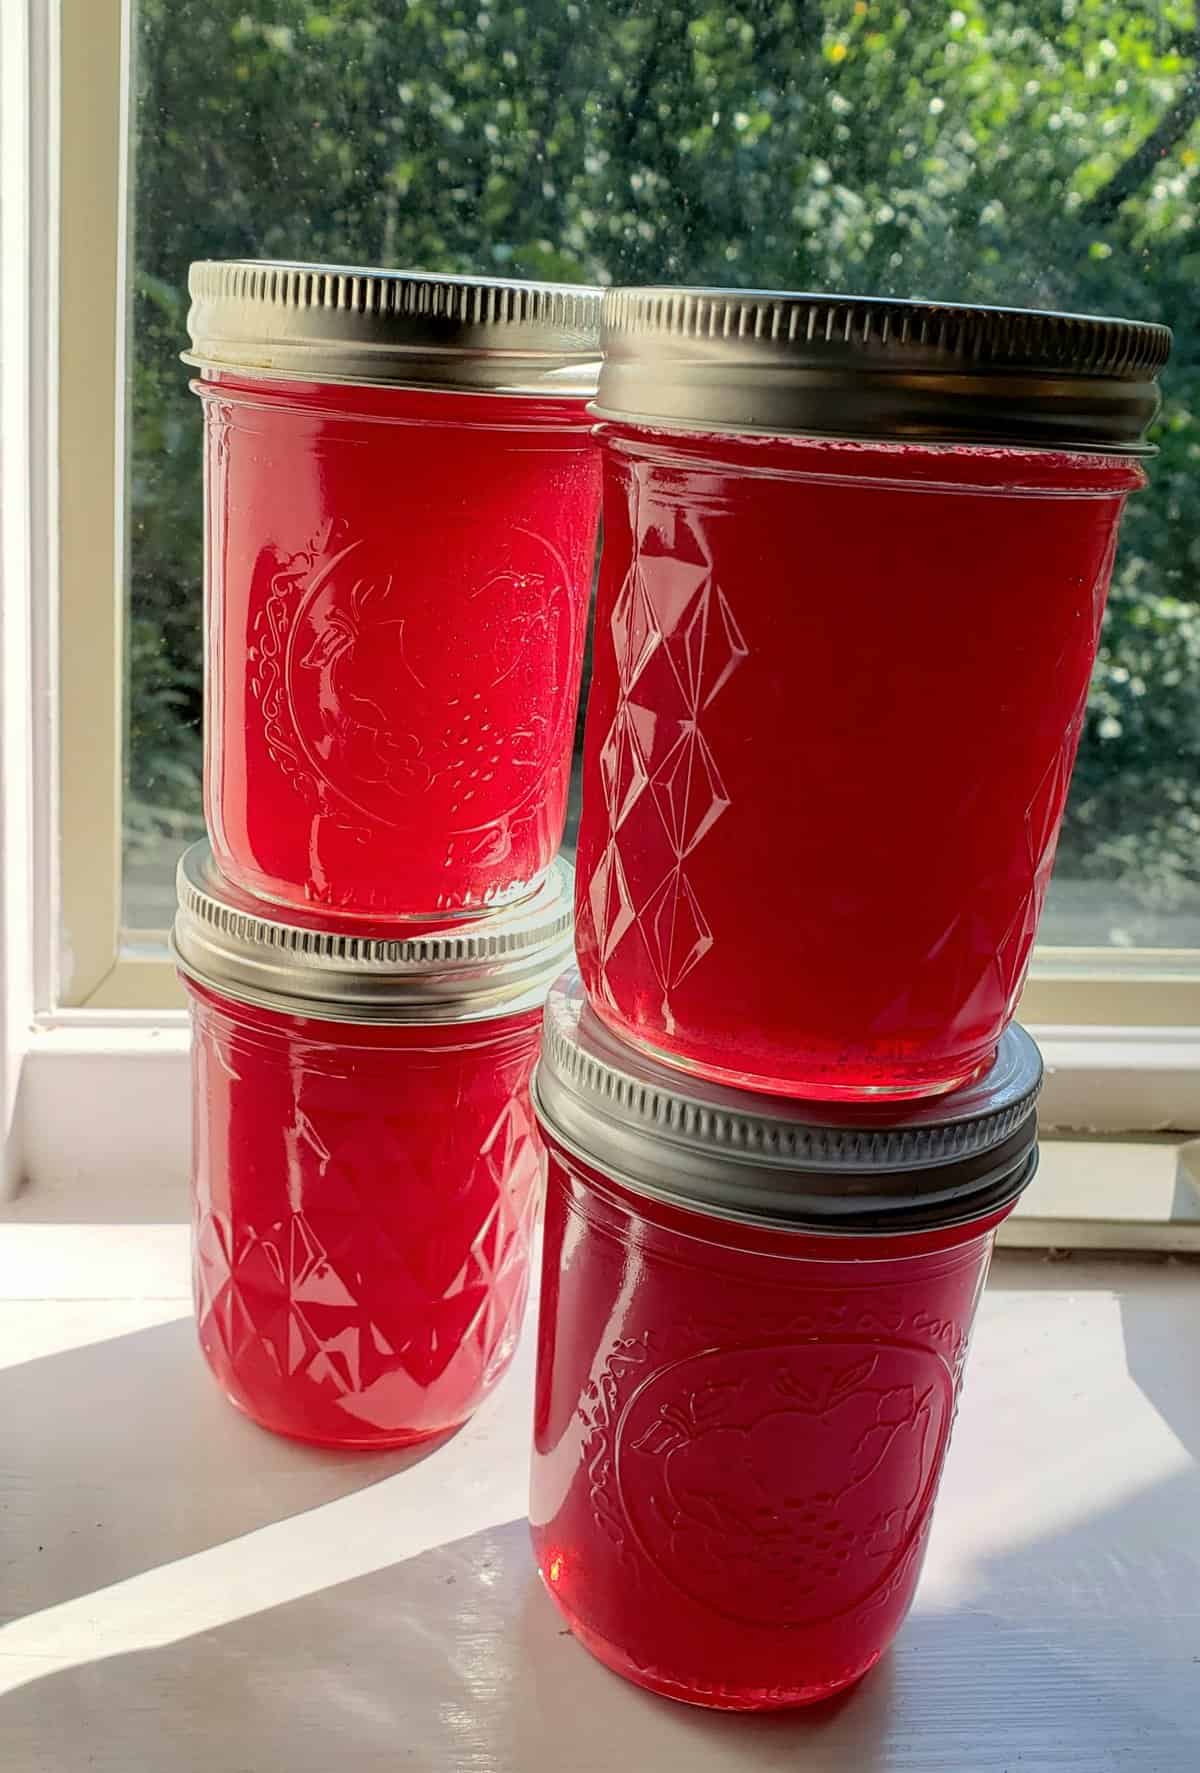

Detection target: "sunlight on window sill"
[0, 1226, 1196, 1769]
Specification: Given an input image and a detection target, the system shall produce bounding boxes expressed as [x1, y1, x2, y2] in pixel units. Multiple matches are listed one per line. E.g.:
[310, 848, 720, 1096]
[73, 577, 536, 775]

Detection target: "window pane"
[124, 0, 1200, 946]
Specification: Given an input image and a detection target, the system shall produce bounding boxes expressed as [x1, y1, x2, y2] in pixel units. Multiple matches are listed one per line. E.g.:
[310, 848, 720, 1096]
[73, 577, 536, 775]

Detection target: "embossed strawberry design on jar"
[265, 526, 577, 844]
[530, 970, 1042, 1709]
[187, 261, 602, 919]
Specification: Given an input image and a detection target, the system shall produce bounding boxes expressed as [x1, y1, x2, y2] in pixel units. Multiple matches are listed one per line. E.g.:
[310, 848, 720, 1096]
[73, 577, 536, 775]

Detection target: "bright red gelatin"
[186, 981, 544, 1448]
[198, 374, 600, 918]
[576, 426, 1144, 1099]
[531, 1138, 1006, 1709]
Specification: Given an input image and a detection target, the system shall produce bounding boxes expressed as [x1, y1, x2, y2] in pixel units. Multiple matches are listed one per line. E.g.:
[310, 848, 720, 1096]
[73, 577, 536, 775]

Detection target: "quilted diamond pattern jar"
[576, 288, 1168, 1101]
[172, 841, 572, 1449]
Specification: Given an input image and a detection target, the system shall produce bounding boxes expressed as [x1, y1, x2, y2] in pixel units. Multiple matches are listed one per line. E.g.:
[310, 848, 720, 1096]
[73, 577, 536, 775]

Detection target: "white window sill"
[0, 1229, 1197, 1769]
[1000, 1135, 1200, 1254]
[8, 1019, 1199, 1251]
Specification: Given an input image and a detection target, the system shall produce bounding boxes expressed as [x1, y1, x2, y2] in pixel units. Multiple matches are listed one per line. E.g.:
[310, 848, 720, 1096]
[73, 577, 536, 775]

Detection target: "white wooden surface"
[1, 1226, 1198, 1771]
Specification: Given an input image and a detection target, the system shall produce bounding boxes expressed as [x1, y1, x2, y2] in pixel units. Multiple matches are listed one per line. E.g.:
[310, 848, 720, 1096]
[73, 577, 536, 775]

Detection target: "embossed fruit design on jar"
[185, 261, 602, 919]
[172, 842, 572, 1449]
[530, 971, 1042, 1709]
[576, 288, 1169, 1100]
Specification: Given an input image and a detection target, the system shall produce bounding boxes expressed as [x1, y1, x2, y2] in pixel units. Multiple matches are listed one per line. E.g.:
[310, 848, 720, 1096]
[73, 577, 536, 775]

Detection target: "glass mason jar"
[185, 261, 602, 919]
[575, 288, 1170, 1100]
[530, 972, 1042, 1710]
[172, 841, 573, 1449]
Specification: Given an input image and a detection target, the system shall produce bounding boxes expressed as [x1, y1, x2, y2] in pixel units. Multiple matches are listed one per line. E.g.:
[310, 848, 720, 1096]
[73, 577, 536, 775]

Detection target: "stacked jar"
[173, 262, 603, 1447]
[529, 289, 1170, 1705]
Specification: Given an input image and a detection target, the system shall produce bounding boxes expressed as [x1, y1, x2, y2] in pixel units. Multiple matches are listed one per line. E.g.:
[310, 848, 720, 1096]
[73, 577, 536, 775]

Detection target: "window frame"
[56, 0, 157, 1010]
[0, 0, 1197, 1210]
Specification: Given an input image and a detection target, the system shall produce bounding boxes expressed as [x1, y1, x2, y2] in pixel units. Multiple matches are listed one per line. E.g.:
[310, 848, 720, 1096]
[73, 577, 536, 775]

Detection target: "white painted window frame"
[0, 0, 1197, 1216]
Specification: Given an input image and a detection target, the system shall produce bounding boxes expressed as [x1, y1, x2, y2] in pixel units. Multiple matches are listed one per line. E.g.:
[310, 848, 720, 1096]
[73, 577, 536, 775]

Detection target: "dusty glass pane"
[124, 0, 1200, 945]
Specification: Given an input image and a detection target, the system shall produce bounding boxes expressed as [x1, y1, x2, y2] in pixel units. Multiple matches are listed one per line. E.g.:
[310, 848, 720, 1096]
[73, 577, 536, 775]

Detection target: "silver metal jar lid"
[593, 286, 1171, 453]
[172, 842, 574, 1025]
[533, 972, 1043, 1235]
[183, 260, 603, 396]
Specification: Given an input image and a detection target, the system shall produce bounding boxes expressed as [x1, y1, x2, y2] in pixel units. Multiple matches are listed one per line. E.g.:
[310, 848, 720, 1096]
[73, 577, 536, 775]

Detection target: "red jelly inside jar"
[531, 1146, 1009, 1710]
[576, 425, 1144, 1099]
[174, 843, 572, 1449]
[196, 369, 599, 919]
[529, 970, 1041, 1709]
[186, 983, 543, 1449]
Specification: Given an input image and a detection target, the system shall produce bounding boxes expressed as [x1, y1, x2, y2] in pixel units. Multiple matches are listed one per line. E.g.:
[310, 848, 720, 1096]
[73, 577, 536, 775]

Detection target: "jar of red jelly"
[184, 260, 602, 919]
[530, 971, 1041, 1710]
[171, 841, 572, 1449]
[576, 288, 1169, 1100]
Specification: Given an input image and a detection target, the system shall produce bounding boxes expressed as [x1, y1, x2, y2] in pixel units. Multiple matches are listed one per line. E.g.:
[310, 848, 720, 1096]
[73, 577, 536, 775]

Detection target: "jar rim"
[594, 286, 1170, 453]
[183, 260, 603, 397]
[532, 970, 1043, 1235]
[539, 1114, 1038, 1245]
[172, 842, 574, 1026]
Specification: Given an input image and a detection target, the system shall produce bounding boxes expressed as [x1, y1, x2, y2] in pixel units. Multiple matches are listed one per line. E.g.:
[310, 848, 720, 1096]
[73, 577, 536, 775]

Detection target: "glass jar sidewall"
[531, 1124, 999, 1700]
[194, 370, 598, 439]
[198, 370, 600, 919]
[578, 411, 1131, 1100]
[183, 975, 545, 1057]
[594, 416, 1148, 495]
[186, 976, 545, 1444]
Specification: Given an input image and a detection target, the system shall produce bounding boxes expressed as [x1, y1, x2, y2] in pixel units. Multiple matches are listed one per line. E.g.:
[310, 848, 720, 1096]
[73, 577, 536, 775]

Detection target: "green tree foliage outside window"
[129, 0, 1200, 936]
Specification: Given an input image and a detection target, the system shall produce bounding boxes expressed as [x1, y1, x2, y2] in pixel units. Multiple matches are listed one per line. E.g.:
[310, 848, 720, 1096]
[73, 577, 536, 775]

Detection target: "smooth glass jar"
[173, 842, 573, 1449]
[186, 262, 602, 919]
[576, 288, 1169, 1100]
[530, 972, 1042, 1709]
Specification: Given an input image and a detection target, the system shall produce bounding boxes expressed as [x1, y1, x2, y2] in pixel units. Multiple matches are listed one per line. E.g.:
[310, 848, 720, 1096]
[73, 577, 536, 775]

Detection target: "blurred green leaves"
[128, 0, 1199, 917]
